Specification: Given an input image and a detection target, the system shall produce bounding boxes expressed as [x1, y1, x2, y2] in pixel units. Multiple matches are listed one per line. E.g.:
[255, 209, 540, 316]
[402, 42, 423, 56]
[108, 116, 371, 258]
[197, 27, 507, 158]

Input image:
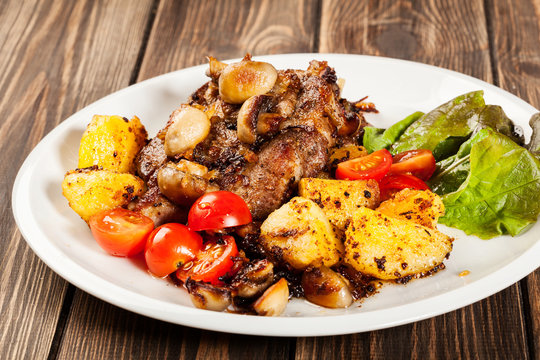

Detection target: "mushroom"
[157, 160, 218, 206]
[301, 265, 353, 308]
[237, 95, 274, 144]
[218, 57, 278, 104]
[231, 259, 274, 298]
[164, 105, 211, 157]
[185, 279, 232, 312]
[252, 278, 289, 316]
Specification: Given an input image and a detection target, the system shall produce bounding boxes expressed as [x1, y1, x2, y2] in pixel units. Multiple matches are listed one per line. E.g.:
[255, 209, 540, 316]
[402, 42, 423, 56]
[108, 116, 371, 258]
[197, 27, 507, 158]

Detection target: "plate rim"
[11, 53, 540, 337]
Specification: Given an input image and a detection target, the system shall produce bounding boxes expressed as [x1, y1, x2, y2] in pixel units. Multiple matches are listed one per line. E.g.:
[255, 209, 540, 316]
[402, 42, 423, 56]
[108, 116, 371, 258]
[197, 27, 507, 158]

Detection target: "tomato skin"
[89, 208, 154, 257]
[379, 174, 430, 200]
[335, 149, 392, 181]
[176, 235, 238, 286]
[389, 149, 436, 181]
[145, 223, 203, 277]
[188, 191, 252, 231]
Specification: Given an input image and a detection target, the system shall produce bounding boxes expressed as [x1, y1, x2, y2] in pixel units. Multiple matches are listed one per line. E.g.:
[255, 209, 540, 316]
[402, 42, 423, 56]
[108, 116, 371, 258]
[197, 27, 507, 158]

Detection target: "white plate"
[12, 54, 540, 337]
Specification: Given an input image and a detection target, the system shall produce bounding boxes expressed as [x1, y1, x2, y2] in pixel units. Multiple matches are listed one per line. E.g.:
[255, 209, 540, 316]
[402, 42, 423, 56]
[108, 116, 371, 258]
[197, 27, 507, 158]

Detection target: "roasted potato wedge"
[62, 167, 145, 222]
[260, 197, 342, 270]
[344, 207, 453, 280]
[78, 115, 147, 174]
[298, 178, 380, 236]
[377, 188, 444, 229]
[328, 145, 367, 169]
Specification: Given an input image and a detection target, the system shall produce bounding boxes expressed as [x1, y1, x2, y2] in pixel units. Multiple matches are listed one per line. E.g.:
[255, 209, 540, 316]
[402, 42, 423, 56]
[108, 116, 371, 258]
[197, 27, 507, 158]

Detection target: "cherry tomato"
[188, 191, 252, 231]
[89, 208, 154, 257]
[389, 149, 436, 181]
[176, 235, 238, 285]
[145, 223, 203, 277]
[379, 174, 430, 200]
[335, 149, 392, 181]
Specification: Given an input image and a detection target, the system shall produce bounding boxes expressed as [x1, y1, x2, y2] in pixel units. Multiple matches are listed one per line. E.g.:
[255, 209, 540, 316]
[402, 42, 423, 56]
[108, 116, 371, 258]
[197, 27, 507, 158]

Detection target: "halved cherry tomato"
[188, 191, 252, 231]
[176, 235, 238, 286]
[89, 208, 154, 257]
[145, 223, 203, 277]
[335, 149, 392, 181]
[379, 174, 430, 200]
[389, 149, 436, 181]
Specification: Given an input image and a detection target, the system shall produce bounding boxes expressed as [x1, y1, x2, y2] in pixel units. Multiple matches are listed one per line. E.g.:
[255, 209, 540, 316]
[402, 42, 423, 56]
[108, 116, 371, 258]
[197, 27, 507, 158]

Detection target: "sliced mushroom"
[185, 279, 232, 312]
[237, 95, 272, 144]
[164, 105, 211, 157]
[219, 58, 278, 104]
[301, 265, 353, 308]
[231, 259, 274, 298]
[256, 113, 284, 137]
[157, 161, 218, 206]
[252, 278, 289, 316]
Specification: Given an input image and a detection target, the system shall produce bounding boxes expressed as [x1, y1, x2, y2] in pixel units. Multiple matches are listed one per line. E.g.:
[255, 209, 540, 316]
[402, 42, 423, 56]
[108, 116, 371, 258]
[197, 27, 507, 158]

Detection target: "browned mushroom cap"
[218, 59, 278, 104]
[157, 160, 218, 206]
[231, 259, 274, 298]
[301, 265, 353, 308]
[252, 278, 289, 316]
[185, 279, 232, 312]
[236, 95, 274, 144]
[164, 105, 211, 157]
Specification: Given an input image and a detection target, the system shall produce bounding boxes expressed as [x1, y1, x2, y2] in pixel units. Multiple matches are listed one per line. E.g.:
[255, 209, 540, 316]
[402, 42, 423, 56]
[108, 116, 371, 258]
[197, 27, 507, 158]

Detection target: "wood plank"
[138, 0, 318, 80]
[0, 0, 154, 359]
[57, 0, 318, 358]
[488, 0, 540, 356]
[296, 0, 530, 359]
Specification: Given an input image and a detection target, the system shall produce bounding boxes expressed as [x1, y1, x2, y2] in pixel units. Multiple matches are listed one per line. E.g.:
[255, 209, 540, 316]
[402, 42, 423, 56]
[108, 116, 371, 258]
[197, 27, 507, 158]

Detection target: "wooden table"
[2, 0, 539, 358]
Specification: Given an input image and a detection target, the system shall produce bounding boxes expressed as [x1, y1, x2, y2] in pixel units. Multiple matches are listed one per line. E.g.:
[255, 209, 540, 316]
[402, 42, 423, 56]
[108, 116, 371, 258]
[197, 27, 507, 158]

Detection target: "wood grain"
[138, 0, 319, 80]
[488, 0, 540, 357]
[296, 0, 531, 359]
[0, 0, 154, 359]
[56, 0, 317, 358]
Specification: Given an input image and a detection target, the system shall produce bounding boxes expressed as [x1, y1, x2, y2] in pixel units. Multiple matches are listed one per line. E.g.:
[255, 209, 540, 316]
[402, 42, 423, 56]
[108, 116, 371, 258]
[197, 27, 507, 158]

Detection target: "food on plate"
[365, 90, 540, 239]
[298, 177, 380, 235]
[63, 55, 540, 317]
[376, 188, 444, 229]
[259, 197, 342, 270]
[301, 265, 353, 308]
[429, 128, 540, 238]
[89, 208, 154, 257]
[78, 115, 147, 174]
[188, 191, 252, 231]
[335, 149, 393, 181]
[344, 207, 453, 280]
[145, 223, 203, 277]
[62, 168, 145, 222]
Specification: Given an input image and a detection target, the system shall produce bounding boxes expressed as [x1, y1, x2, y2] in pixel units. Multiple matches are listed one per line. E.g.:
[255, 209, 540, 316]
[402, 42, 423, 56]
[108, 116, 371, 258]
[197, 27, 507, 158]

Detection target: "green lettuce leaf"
[363, 111, 423, 153]
[430, 128, 540, 239]
[390, 91, 486, 160]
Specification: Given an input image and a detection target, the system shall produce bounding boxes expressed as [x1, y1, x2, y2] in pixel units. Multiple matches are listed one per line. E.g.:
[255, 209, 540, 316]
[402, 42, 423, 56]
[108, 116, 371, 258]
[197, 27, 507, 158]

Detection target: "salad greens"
[365, 90, 540, 239]
[363, 111, 423, 153]
[429, 129, 540, 239]
[388, 91, 525, 160]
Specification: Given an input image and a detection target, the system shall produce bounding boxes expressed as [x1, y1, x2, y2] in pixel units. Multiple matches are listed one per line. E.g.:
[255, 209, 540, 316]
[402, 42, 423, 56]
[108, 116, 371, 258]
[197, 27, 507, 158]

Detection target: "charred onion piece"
[231, 259, 274, 298]
[164, 105, 211, 156]
[219, 59, 278, 104]
[157, 161, 218, 206]
[185, 279, 232, 311]
[252, 278, 289, 316]
[301, 265, 353, 308]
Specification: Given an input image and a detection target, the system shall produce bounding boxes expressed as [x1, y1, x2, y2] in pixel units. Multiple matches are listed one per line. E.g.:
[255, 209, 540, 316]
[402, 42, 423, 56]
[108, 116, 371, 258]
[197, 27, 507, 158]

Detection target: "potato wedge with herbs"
[62, 167, 145, 222]
[376, 188, 444, 229]
[260, 197, 342, 270]
[344, 207, 453, 280]
[298, 178, 379, 236]
[328, 145, 367, 169]
[78, 115, 147, 174]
